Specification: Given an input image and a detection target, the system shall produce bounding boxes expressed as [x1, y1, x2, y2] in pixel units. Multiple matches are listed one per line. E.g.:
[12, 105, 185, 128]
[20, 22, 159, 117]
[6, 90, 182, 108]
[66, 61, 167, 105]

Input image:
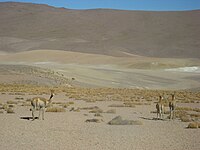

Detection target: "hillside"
[0, 64, 70, 86]
[0, 2, 199, 58]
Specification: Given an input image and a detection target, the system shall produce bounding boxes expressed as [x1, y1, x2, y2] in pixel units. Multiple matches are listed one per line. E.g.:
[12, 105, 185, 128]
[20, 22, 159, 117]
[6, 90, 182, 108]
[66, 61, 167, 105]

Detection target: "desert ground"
[0, 86, 200, 150]
[0, 50, 200, 89]
[0, 50, 200, 150]
[0, 2, 200, 150]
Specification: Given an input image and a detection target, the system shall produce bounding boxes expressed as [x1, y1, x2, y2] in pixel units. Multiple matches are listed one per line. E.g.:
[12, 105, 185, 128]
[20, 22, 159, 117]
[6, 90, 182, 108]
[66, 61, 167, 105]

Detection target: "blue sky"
[0, 0, 200, 11]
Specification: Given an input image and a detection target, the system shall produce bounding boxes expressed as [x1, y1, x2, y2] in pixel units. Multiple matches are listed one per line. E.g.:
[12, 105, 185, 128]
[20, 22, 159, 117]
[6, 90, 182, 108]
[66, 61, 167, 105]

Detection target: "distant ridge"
[0, 2, 199, 58]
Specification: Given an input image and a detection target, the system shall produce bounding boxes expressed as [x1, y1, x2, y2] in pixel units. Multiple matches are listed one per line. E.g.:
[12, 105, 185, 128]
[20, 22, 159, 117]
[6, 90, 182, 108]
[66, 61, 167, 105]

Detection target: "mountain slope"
[0, 2, 199, 58]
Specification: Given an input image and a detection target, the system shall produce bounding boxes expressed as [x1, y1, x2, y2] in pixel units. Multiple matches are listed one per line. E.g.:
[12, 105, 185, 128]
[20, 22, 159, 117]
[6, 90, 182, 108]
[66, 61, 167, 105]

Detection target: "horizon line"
[1, 1, 200, 12]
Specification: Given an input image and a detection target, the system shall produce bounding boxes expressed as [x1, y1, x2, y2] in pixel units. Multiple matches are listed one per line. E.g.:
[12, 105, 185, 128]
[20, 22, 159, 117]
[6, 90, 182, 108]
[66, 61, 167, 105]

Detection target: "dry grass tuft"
[7, 101, 18, 105]
[176, 107, 200, 113]
[187, 122, 199, 129]
[46, 107, 66, 112]
[26, 98, 32, 102]
[68, 101, 74, 105]
[60, 103, 70, 108]
[85, 118, 103, 123]
[94, 113, 103, 117]
[124, 102, 136, 108]
[89, 108, 103, 113]
[180, 115, 192, 122]
[8, 104, 14, 108]
[193, 108, 200, 112]
[189, 113, 200, 119]
[52, 102, 64, 105]
[81, 106, 99, 110]
[21, 102, 31, 106]
[0, 110, 3, 113]
[6, 108, 15, 113]
[15, 97, 24, 100]
[108, 104, 125, 107]
[2, 104, 8, 110]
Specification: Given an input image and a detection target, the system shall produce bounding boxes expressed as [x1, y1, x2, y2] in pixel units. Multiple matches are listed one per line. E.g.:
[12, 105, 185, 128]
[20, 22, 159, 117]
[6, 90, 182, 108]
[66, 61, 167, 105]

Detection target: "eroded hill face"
[0, 64, 70, 86]
[0, 2, 199, 58]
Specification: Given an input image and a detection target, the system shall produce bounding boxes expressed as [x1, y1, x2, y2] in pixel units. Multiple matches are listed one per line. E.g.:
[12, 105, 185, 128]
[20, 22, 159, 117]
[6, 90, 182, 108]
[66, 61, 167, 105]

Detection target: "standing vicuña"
[156, 95, 164, 120]
[169, 94, 176, 119]
[31, 90, 54, 120]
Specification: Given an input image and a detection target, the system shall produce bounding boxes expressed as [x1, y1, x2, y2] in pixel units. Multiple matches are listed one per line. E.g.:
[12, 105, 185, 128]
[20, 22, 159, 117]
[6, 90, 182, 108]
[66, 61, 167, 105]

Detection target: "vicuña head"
[31, 90, 54, 120]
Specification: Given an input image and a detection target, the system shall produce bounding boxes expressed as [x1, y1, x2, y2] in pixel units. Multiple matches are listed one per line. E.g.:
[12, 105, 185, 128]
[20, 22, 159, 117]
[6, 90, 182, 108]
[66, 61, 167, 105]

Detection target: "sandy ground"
[0, 50, 200, 90]
[0, 92, 200, 150]
[0, 50, 200, 150]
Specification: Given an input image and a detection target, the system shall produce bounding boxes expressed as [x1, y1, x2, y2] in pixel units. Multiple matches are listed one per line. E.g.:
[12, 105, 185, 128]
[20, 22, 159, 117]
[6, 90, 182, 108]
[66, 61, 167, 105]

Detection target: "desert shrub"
[60, 103, 70, 108]
[80, 106, 99, 110]
[176, 107, 193, 111]
[14, 93, 25, 95]
[85, 118, 103, 123]
[2, 104, 8, 110]
[105, 109, 116, 114]
[6, 108, 15, 113]
[68, 101, 74, 105]
[46, 107, 66, 112]
[21, 102, 31, 106]
[52, 102, 63, 104]
[175, 110, 187, 118]
[190, 100, 195, 103]
[15, 97, 24, 100]
[124, 102, 136, 108]
[7, 101, 18, 105]
[26, 98, 32, 102]
[180, 115, 192, 122]
[85, 99, 96, 103]
[89, 108, 103, 113]
[193, 108, 200, 112]
[8, 104, 14, 108]
[94, 113, 103, 117]
[189, 113, 200, 119]
[183, 100, 190, 103]
[187, 122, 199, 129]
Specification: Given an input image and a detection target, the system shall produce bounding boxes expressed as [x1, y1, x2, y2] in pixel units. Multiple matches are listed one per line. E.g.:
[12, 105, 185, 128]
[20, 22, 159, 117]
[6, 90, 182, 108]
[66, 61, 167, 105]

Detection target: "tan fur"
[31, 90, 54, 120]
[169, 94, 176, 119]
[156, 95, 164, 120]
